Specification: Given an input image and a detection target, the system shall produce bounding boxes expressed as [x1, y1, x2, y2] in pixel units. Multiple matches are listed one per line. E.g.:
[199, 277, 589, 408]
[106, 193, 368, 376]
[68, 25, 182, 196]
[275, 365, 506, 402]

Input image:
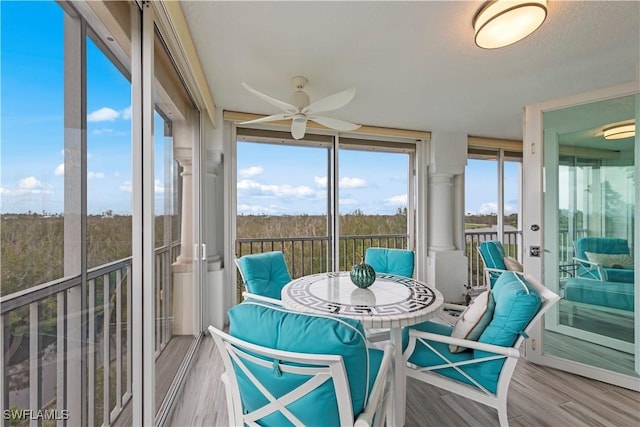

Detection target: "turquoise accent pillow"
[365, 248, 414, 278]
[228, 302, 372, 425]
[479, 241, 507, 271]
[237, 251, 292, 300]
[475, 272, 541, 379]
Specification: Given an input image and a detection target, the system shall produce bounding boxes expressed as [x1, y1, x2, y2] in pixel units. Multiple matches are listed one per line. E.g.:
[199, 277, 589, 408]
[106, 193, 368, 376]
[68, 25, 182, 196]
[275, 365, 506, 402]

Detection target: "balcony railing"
[0, 243, 179, 426]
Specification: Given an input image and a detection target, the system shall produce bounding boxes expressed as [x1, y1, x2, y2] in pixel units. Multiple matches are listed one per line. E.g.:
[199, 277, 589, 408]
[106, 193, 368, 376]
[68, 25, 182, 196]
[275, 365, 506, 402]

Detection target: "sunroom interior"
[0, 1, 638, 426]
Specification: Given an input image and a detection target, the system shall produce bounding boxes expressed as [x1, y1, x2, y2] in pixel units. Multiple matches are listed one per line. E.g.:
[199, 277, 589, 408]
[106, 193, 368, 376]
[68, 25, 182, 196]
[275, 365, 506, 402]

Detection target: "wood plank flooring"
[169, 335, 640, 427]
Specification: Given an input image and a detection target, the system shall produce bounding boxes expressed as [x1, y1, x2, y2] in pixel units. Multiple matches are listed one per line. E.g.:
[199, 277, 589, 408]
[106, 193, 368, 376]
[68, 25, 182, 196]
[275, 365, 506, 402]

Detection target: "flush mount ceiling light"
[603, 123, 636, 140]
[473, 0, 548, 49]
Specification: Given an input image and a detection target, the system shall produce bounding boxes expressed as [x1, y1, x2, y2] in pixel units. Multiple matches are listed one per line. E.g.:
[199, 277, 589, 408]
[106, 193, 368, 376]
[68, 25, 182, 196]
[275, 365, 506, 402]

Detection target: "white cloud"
[340, 198, 358, 205]
[237, 204, 280, 214]
[314, 176, 366, 189]
[239, 166, 264, 178]
[87, 107, 120, 122]
[339, 177, 366, 188]
[385, 194, 407, 205]
[314, 176, 328, 188]
[237, 179, 314, 198]
[54, 163, 64, 176]
[478, 202, 498, 215]
[88, 172, 105, 179]
[1, 176, 53, 196]
[92, 128, 114, 135]
[120, 106, 132, 120]
[119, 181, 132, 192]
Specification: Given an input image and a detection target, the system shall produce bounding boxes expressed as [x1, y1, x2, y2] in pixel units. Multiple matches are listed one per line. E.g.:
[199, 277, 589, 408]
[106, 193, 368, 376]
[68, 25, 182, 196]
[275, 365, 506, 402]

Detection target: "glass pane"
[1, 0, 65, 419]
[543, 94, 637, 377]
[338, 149, 409, 270]
[236, 140, 329, 286]
[503, 160, 521, 258]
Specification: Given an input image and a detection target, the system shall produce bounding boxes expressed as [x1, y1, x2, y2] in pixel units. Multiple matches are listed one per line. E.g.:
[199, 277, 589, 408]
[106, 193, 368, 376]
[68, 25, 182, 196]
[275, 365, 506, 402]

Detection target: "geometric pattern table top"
[281, 271, 444, 329]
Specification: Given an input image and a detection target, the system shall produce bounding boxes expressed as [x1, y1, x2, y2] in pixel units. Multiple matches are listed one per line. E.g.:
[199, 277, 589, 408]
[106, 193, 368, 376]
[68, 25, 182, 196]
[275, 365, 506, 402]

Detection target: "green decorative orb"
[350, 259, 376, 288]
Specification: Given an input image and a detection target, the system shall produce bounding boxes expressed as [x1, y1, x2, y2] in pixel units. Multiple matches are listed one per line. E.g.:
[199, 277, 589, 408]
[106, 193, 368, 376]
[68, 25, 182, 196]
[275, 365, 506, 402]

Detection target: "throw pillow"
[585, 252, 634, 269]
[503, 256, 523, 272]
[449, 290, 495, 353]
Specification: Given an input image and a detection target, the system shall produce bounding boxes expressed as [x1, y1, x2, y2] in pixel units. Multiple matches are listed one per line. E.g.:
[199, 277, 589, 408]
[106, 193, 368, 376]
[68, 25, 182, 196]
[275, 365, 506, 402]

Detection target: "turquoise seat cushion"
[402, 321, 498, 393]
[476, 272, 541, 380]
[228, 302, 372, 425]
[237, 251, 292, 300]
[479, 241, 506, 271]
[365, 248, 414, 278]
[564, 278, 634, 311]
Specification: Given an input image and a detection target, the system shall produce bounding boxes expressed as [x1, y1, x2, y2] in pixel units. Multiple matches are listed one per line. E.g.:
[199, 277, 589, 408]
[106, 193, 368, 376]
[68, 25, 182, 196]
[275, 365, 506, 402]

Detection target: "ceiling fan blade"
[242, 82, 299, 114]
[302, 87, 356, 115]
[291, 117, 307, 140]
[308, 115, 361, 132]
[238, 113, 291, 125]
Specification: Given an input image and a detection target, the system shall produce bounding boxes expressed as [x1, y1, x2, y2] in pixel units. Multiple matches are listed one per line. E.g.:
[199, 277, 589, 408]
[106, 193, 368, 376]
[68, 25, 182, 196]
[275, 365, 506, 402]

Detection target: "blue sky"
[1, 0, 518, 217]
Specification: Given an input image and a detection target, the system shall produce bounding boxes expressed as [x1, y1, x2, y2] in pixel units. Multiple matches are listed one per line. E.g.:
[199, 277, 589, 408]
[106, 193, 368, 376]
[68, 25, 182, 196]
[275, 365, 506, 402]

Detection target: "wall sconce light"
[603, 123, 636, 140]
[473, 0, 548, 49]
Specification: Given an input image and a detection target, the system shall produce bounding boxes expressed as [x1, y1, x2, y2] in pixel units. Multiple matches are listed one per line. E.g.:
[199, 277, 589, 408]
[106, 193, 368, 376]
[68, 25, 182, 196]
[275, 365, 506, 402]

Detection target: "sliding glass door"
[526, 87, 638, 390]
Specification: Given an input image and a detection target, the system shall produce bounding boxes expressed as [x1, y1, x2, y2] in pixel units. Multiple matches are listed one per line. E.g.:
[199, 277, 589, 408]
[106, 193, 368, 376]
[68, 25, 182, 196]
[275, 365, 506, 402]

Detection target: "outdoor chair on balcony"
[208, 301, 394, 427]
[478, 240, 522, 288]
[235, 251, 292, 304]
[573, 237, 634, 283]
[364, 247, 415, 342]
[403, 272, 559, 427]
[364, 247, 415, 278]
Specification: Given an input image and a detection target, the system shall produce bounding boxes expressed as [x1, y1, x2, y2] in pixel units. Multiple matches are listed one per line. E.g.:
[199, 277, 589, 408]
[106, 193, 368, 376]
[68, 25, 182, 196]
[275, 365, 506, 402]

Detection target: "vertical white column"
[174, 147, 194, 267]
[426, 131, 468, 303]
[428, 173, 455, 251]
[172, 147, 196, 335]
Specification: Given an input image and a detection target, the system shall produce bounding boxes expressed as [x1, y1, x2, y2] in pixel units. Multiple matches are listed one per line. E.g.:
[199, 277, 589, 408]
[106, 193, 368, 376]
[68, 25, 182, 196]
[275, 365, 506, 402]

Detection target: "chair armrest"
[241, 292, 283, 306]
[405, 329, 521, 359]
[572, 257, 605, 280]
[355, 343, 394, 427]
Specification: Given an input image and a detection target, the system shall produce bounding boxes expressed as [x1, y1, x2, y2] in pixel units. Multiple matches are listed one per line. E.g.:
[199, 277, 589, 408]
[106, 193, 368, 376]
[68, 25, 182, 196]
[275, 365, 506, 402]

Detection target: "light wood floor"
[169, 335, 640, 427]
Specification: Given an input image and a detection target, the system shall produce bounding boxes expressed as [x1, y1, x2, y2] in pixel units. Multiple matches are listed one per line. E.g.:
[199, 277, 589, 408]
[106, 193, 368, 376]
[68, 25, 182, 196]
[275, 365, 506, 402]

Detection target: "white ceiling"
[180, 1, 640, 141]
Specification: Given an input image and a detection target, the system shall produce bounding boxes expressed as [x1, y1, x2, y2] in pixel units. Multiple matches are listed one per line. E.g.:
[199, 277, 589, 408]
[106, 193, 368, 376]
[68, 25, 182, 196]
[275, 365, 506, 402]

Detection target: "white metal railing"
[1, 242, 179, 425]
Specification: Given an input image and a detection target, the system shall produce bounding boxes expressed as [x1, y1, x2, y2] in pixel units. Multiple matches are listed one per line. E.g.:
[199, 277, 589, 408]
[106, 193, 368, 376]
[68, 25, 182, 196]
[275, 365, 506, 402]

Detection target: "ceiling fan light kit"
[603, 122, 636, 140]
[473, 0, 547, 49]
[239, 76, 361, 139]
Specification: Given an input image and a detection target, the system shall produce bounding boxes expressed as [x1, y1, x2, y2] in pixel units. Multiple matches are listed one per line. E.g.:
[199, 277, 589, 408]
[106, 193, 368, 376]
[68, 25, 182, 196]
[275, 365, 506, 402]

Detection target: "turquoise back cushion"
[237, 251, 292, 300]
[365, 248, 414, 278]
[476, 272, 541, 379]
[228, 302, 370, 426]
[479, 241, 506, 271]
[575, 237, 630, 260]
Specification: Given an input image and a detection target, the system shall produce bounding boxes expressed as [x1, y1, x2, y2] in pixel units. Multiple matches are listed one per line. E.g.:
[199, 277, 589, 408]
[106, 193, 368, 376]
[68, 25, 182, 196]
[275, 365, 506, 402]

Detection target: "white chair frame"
[209, 326, 394, 427]
[403, 273, 559, 427]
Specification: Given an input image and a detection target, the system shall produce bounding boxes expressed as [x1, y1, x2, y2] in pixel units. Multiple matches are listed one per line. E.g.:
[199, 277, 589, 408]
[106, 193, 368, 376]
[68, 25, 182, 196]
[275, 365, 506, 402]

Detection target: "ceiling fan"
[239, 76, 361, 139]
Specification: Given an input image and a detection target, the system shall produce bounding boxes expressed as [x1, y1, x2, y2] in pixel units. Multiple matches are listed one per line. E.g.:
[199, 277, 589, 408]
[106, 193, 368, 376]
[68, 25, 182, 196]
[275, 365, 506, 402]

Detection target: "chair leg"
[497, 401, 509, 427]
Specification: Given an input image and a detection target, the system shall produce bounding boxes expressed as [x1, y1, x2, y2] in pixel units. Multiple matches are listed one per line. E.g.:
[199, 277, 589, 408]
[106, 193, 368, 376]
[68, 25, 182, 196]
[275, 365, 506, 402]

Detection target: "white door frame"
[524, 82, 639, 390]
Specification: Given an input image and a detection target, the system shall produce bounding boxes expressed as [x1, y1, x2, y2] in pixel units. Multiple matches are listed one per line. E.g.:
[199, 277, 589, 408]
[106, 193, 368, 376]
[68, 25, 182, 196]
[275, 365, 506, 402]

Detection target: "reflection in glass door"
[538, 93, 638, 388]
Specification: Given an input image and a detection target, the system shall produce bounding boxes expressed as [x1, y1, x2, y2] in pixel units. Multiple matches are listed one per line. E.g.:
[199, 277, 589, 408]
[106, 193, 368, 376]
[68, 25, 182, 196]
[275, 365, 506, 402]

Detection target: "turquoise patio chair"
[403, 272, 559, 427]
[235, 251, 292, 304]
[573, 237, 634, 283]
[364, 247, 414, 278]
[478, 240, 509, 287]
[209, 301, 393, 426]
